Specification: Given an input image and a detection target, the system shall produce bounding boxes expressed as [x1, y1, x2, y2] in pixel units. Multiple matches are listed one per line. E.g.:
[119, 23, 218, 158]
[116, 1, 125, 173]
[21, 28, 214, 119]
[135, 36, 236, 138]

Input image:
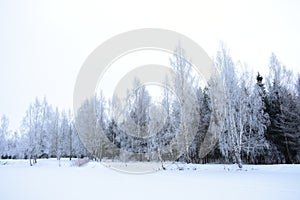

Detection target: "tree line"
[0, 45, 299, 167]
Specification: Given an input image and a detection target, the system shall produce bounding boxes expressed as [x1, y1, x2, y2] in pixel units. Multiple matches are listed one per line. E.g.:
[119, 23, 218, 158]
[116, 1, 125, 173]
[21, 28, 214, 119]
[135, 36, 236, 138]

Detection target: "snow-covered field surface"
[1, 159, 300, 200]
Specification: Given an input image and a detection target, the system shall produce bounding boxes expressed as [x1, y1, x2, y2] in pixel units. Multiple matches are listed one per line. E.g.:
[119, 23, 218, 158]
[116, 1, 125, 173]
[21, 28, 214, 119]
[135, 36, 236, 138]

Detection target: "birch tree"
[170, 45, 199, 162]
[217, 47, 246, 168]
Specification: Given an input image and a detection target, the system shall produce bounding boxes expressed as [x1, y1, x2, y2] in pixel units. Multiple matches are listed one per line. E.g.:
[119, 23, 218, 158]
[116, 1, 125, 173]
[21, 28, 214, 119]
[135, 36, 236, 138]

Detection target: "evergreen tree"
[243, 73, 269, 164]
[266, 53, 299, 164]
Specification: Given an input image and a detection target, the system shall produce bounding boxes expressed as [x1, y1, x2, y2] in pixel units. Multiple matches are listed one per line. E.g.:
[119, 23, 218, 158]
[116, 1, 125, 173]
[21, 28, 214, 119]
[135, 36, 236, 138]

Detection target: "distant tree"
[22, 98, 40, 165]
[68, 110, 73, 160]
[71, 121, 87, 159]
[95, 92, 110, 160]
[59, 110, 70, 159]
[127, 80, 151, 160]
[296, 74, 300, 162]
[0, 115, 9, 158]
[75, 94, 110, 161]
[39, 97, 51, 158]
[49, 107, 60, 158]
[21, 97, 53, 165]
[3, 97, 90, 161]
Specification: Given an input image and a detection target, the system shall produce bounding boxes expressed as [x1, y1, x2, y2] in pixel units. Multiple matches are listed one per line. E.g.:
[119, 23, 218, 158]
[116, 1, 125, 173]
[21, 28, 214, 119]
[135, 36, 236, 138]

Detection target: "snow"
[0, 159, 300, 200]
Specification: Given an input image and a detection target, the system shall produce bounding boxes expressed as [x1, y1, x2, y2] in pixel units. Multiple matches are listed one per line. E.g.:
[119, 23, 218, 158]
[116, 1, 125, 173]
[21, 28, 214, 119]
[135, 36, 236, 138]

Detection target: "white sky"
[1, 0, 300, 131]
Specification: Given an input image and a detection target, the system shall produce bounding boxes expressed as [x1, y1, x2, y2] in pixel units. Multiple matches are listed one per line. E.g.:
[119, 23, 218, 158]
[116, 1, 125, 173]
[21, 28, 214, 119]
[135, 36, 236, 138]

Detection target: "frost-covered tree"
[71, 125, 87, 158]
[21, 97, 55, 164]
[217, 47, 249, 168]
[296, 74, 300, 162]
[48, 107, 60, 158]
[59, 110, 70, 158]
[266, 53, 300, 164]
[3, 46, 300, 166]
[217, 50, 271, 167]
[126, 79, 151, 139]
[21, 98, 42, 165]
[188, 87, 211, 163]
[156, 81, 180, 161]
[0, 115, 9, 158]
[2, 97, 88, 161]
[75, 98, 98, 160]
[110, 80, 153, 161]
[38, 97, 52, 158]
[94, 92, 110, 160]
[242, 73, 269, 163]
[75, 94, 110, 161]
[215, 52, 298, 165]
[169, 45, 200, 163]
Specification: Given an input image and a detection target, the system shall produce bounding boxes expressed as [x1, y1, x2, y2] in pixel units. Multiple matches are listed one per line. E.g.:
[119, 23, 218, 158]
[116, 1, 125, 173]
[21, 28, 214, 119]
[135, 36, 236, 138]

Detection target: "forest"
[1, 45, 299, 168]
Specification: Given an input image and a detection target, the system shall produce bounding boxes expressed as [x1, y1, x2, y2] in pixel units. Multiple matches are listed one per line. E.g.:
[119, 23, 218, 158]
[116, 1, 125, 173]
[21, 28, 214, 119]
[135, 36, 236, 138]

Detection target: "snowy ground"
[0, 159, 300, 200]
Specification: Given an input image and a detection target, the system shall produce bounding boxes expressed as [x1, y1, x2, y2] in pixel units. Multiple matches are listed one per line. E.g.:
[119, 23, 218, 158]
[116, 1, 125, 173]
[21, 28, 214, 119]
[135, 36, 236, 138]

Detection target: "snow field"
[0, 159, 299, 200]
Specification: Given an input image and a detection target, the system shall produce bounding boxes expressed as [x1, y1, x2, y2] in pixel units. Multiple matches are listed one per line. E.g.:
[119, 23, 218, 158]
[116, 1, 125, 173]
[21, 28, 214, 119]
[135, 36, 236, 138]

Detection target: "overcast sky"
[0, 0, 300, 131]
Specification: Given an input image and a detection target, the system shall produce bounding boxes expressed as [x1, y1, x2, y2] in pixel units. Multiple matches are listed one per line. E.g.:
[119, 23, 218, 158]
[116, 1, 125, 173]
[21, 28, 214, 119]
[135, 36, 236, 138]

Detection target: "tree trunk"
[29, 155, 32, 166]
[234, 149, 243, 168]
[69, 125, 72, 161]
